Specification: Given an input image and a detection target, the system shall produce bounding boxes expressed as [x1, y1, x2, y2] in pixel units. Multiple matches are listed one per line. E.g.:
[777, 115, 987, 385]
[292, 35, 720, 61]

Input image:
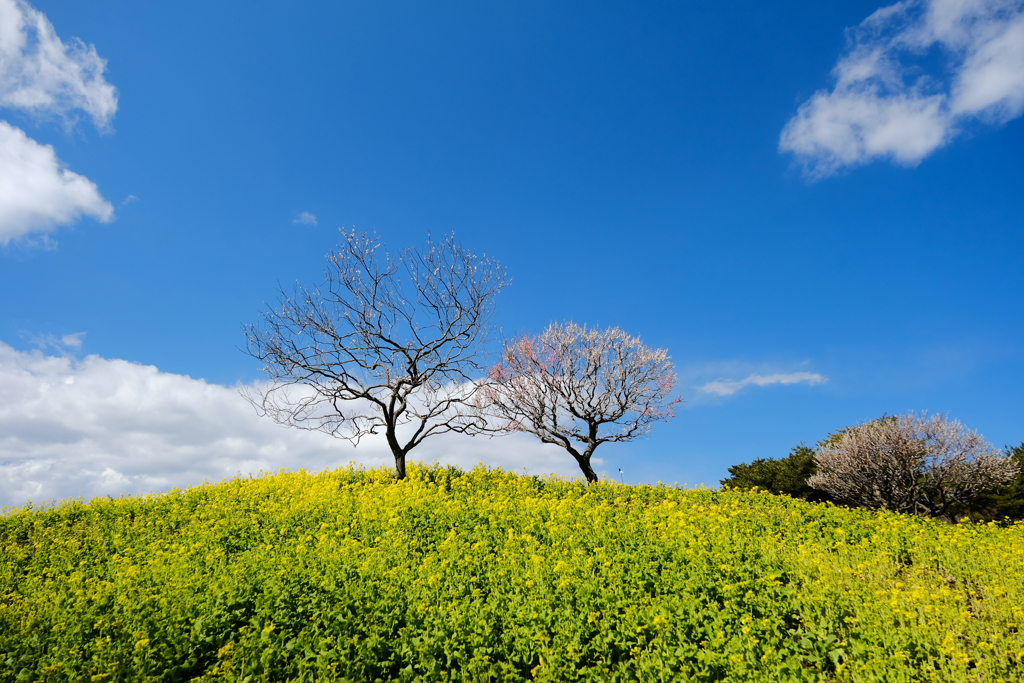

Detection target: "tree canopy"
[244, 230, 509, 479]
[478, 322, 679, 483]
[720, 445, 833, 502]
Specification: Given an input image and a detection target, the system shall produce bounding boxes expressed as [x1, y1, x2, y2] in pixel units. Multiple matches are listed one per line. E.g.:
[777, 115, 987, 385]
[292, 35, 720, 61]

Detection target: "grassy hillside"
[1, 465, 1022, 682]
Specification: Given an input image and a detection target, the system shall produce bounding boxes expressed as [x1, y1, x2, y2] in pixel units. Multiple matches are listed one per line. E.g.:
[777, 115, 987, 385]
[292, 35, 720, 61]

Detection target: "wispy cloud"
[60, 333, 84, 348]
[697, 371, 827, 397]
[780, 0, 1024, 178]
[293, 211, 318, 226]
[23, 330, 86, 353]
[0, 342, 580, 507]
[0, 0, 118, 130]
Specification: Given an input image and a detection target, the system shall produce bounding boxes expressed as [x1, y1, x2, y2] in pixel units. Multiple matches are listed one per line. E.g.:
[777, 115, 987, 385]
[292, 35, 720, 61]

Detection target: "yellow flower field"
[2, 464, 1022, 681]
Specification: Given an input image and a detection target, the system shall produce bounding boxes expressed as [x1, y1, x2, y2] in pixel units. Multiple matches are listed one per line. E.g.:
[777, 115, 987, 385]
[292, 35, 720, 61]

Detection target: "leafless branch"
[242, 230, 509, 478]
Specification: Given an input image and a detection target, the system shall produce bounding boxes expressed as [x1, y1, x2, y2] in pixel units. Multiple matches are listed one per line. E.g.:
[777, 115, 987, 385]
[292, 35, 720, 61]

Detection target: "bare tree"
[477, 322, 680, 483]
[808, 412, 1019, 518]
[243, 230, 509, 479]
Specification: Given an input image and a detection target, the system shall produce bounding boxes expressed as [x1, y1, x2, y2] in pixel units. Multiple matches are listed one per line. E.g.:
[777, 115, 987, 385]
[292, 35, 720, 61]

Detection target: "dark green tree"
[720, 445, 833, 503]
[968, 443, 1024, 521]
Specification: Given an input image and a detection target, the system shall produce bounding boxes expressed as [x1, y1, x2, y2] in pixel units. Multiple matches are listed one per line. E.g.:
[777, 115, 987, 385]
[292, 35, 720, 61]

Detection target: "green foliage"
[970, 443, 1024, 522]
[719, 446, 833, 503]
[2, 464, 1024, 681]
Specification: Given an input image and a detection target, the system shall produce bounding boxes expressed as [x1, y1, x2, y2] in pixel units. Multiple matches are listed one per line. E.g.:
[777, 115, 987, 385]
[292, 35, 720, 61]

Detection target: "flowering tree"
[808, 412, 1019, 518]
[479, 322, 680, 483]
[243, 230, 509, 479]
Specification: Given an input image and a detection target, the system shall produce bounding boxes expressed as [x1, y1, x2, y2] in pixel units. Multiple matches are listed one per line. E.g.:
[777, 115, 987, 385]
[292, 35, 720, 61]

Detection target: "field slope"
[2, 465, 1023, 682]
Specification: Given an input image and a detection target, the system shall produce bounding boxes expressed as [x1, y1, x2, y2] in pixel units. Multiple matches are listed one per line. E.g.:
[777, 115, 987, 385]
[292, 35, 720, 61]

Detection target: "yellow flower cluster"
[1, 464, 1022, 681]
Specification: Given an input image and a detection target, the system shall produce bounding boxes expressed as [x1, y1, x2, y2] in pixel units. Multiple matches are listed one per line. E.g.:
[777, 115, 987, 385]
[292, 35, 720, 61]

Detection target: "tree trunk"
[574, 455, 598, 484]
[386, 428, 407, 480]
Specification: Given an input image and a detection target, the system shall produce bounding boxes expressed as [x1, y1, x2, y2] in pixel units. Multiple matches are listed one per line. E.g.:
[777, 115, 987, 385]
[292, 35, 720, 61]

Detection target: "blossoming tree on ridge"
[809, 411, 1019, 519]
[478, 322, 680, 483]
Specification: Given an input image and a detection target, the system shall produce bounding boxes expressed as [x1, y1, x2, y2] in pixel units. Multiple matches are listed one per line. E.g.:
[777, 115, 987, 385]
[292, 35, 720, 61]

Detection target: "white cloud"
[0, 341, 582, 508]
[780, 0, 1024, 177]
[60, 332, 84, 348]
[0, 0, 118, 130]
[697, 371, 827, 397]
[0, 0, 117, 245]
[293, 211, 318, 226]
[0, 120, 113, 244]
[24, 330, 85, 353]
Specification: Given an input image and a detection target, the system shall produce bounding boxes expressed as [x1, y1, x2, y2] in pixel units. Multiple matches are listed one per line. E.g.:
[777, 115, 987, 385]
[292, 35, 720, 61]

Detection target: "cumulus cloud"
[780, 0, 1024, 177]
[293, 211, 318, 226]
[0, 0, 117, 245]
[697, 372, 827, 397]
[0, 342, 582, 508]
[0, 121, 113, 244]
[0, 0, 118, 129]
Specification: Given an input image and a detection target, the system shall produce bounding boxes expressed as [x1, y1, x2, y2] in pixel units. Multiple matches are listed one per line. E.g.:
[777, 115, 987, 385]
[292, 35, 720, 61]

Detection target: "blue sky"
[1, 0, 1022, 505]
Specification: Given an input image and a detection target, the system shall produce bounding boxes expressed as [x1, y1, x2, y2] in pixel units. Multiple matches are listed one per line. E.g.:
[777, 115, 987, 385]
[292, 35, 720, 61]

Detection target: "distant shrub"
[809, 412, 1019, 520]
[969, 442, 1024, 522]
[719, 445, 833, 503]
